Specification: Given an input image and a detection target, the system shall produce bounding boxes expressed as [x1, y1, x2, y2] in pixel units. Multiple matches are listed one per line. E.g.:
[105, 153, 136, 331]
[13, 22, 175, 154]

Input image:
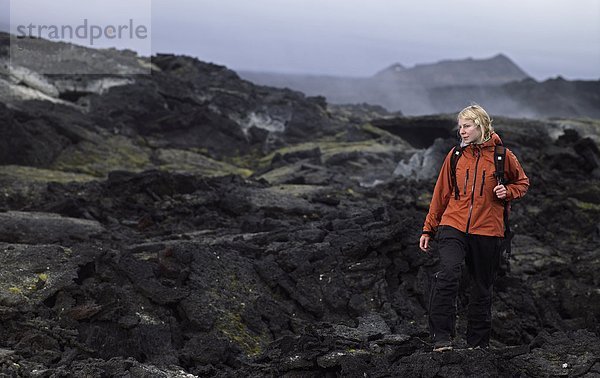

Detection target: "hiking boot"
[432, 340, 453, 352]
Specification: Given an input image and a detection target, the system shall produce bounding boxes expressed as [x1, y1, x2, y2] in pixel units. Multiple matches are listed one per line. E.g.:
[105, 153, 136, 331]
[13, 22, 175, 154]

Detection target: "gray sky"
[2, 0, 600, 80]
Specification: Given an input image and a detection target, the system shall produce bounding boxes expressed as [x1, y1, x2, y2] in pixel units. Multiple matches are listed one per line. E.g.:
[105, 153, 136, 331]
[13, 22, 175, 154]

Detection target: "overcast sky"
[2, 0, 599, 80]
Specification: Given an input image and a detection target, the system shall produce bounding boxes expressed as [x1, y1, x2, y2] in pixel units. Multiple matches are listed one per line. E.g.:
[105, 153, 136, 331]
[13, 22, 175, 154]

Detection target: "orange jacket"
[423, 133, 529, 237]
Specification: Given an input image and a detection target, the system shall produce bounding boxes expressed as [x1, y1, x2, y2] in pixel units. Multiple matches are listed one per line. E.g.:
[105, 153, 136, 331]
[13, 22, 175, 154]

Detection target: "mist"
[151, 0, 600, 80]
[1, 0, 599, 80]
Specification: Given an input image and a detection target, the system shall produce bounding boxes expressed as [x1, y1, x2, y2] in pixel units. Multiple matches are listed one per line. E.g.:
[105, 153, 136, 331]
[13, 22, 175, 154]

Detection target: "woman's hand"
[494, 184, 507, 199]
[419, 234, 431, 252]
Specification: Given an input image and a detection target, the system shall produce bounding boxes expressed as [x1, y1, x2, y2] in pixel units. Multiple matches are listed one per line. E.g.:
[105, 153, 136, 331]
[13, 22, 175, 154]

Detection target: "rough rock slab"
[0, 211, 104, 244]
[0, 243, 96, 307]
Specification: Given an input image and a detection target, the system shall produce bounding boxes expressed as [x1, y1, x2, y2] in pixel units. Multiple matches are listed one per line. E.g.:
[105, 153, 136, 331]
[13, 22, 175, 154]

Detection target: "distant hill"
[373, 54, 529, 87]
[240, 55, 600, 118]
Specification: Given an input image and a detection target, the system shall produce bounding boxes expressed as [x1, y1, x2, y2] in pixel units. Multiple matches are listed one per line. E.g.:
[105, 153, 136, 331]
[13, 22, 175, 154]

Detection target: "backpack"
[450, 144, 514, 270]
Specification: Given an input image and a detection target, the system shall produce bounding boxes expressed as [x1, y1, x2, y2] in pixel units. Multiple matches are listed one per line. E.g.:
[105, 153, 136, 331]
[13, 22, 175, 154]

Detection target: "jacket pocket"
[463, 169, 469, 195]
[479, 170, 486, 196]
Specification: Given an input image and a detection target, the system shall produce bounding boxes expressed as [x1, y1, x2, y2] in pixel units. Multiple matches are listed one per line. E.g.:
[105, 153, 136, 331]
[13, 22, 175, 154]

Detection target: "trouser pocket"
[428, 271, 439, 339]
[429, 226, 465, 341]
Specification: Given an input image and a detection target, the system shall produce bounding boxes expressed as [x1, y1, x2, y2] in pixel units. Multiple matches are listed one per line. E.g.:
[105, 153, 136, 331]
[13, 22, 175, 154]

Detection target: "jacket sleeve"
[422, 150, 453, 234]
[505, 149, 529, 201]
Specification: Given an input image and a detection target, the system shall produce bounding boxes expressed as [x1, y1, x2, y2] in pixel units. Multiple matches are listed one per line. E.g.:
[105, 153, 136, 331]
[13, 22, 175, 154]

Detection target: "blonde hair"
[457, 104, 494, 144]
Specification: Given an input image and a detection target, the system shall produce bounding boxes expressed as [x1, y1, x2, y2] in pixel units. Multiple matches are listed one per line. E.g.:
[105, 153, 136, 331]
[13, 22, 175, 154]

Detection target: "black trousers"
[428, 225, 502, 347]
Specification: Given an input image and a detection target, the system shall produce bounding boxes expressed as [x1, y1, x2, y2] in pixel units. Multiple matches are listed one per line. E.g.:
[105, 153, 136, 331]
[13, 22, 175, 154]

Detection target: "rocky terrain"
[1, 32, 600, 377]
[240, 54, 600, 118]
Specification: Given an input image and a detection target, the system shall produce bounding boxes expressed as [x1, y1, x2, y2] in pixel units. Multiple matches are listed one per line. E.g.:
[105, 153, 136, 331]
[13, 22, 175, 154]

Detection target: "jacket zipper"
[479, 170, 486, 196]
[465, 150, 480, 234]
[463, 169, 469, 195]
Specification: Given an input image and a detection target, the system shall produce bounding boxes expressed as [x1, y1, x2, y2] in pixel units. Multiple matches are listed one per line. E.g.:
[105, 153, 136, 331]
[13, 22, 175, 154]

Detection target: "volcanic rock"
[0, 32, 599, 377]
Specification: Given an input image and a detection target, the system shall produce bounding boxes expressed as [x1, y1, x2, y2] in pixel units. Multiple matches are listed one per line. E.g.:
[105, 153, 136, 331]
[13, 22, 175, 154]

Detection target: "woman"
[419, 104, 529, 352]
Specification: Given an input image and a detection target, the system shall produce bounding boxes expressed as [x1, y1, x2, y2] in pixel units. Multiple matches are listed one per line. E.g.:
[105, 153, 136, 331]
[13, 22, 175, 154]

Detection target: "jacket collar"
[461, 132, 503, 149]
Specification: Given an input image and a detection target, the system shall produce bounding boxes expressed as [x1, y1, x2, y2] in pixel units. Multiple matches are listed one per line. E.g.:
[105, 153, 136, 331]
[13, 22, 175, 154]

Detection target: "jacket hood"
[486, 132, 503, 147]
[461, 132, 503, 149]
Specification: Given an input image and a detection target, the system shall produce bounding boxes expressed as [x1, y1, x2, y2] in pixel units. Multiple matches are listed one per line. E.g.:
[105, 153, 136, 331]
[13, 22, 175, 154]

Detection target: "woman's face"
[458, 117, 482, 145]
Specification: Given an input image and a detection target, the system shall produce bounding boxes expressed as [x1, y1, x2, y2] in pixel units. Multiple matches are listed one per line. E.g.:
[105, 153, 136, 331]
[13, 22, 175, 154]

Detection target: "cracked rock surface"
[1, 32, 599, 377]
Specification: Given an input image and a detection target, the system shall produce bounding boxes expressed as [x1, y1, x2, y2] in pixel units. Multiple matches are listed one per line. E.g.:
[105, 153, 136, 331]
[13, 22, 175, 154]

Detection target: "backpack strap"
[450, 145, 463, 200]
[493, 145, 507, 185]
[494, 145, 513, 253]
